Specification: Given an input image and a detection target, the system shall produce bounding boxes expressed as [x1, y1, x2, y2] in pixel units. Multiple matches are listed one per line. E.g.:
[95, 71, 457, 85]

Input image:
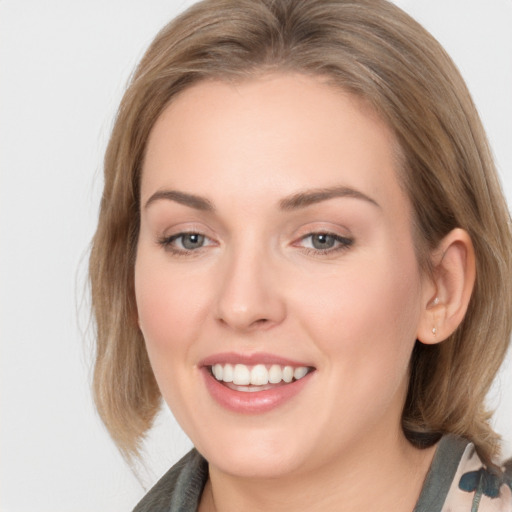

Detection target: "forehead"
[141, 73, 407, 215]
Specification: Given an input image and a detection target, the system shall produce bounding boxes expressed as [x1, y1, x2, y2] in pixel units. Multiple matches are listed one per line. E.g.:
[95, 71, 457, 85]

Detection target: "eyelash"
[157, 231, 354, 256]
[157, 232, 215, 256]
[296, 232, 353, 256]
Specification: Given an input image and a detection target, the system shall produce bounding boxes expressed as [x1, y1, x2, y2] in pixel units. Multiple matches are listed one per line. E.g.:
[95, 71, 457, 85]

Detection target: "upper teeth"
[211, 363, 309, 386]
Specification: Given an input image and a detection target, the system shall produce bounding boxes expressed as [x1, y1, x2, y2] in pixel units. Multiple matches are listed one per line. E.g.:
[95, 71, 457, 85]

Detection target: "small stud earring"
[433, 297, 440, 306]
[432, 327, 437, 336]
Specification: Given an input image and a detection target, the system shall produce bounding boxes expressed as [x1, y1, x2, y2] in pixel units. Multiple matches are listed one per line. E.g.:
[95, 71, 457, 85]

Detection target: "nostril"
[216, 316, 271, 331]
[251, 318, 271, 328]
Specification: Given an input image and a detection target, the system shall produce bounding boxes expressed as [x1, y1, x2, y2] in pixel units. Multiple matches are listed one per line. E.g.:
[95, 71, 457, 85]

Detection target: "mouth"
[209, 363, 313, 392]
[200, 354, 316, 413]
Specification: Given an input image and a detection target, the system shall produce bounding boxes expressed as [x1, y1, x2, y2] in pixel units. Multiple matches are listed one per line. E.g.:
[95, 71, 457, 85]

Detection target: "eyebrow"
[144, 190, 215, 211]
[279, 186, 380, 210]
[144, 185, 379, 212]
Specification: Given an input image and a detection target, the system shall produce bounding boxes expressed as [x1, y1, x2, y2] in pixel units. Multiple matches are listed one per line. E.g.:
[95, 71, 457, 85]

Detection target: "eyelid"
[168, 231, 215, 245]
[157, 232, 217, 256]
[157, 221, 216, 241]
[291, 221, 352, 241]
[297, 232, 352, 248]
[156, 222, 219, 254]
[290, 222, 354, 256]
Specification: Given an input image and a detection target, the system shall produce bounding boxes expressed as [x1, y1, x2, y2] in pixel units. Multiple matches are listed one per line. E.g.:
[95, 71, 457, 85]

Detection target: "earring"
[432, 327, 437, 336]
[433, 297, 440, 306]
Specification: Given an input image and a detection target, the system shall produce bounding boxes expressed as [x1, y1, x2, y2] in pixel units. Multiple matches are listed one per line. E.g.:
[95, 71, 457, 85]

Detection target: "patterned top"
[133, 436, 512, 512]
[437, 441, 512, 512]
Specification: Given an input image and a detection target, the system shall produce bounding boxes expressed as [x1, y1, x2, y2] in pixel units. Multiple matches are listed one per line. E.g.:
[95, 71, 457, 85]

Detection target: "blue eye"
[177, 233, 206, 250]
[310, 234, 337, 250]
[300, 233, 353, 253]
[159, 232, 212, 253]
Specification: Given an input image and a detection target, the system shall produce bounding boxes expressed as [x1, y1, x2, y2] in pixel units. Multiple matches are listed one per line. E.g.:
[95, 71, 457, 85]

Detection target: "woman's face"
[135, 74, 430, 478]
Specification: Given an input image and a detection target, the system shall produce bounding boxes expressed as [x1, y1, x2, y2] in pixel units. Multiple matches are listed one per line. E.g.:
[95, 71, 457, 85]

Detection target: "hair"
[89, 0, 512, 465]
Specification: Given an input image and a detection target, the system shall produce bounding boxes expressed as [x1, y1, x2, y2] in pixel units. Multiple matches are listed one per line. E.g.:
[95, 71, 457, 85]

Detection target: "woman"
[89, 0, 512, 510]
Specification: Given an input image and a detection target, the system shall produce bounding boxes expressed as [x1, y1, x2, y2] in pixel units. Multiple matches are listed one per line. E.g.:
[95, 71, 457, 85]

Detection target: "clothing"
[132, 435, 512, 512]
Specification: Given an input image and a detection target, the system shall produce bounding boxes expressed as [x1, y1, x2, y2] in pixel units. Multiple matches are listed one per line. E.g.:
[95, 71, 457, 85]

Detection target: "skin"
[135, 74, 471, 511]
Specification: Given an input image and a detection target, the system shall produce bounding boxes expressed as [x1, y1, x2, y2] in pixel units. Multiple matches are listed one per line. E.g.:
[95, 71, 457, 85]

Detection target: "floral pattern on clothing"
[442, 444, 512, 511]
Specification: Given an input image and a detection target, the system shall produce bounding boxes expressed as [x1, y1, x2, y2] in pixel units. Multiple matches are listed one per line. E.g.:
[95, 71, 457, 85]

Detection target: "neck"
[200, 432, 437, 512]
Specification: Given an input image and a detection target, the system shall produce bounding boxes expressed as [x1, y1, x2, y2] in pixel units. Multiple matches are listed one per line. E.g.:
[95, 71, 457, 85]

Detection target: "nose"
[215, 244, 286, 332]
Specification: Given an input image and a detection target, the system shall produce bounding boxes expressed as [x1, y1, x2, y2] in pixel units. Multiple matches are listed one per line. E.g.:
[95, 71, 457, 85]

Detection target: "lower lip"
[202, 368, 314, 414]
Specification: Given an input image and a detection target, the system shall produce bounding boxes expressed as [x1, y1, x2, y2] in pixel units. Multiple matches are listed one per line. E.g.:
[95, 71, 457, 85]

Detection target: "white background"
[1, 1, 511, 511]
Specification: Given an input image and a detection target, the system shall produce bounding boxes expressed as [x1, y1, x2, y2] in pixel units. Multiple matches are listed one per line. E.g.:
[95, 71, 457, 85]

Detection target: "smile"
[201, 355, 316, 413]
[210, 363, 311, 390]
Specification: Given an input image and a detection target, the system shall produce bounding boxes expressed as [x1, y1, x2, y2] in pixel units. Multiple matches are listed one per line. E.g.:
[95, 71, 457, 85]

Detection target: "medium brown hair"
[90, 0, 512, 464]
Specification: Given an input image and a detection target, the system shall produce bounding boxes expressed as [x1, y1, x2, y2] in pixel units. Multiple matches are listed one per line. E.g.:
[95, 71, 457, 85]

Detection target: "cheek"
[134, 254, 210, 362]
[296, 253, 422, 376]
[134, 254, 214, 430]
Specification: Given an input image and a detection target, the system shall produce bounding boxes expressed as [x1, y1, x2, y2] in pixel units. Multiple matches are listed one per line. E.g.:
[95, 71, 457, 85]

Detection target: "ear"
[416, 228, 476, 345]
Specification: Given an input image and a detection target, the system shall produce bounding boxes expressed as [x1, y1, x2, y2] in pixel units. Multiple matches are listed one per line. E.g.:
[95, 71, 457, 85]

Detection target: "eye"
[176, 233, 206, 250]
[158, 232, 214, 253]
[298, 232, 353, 253]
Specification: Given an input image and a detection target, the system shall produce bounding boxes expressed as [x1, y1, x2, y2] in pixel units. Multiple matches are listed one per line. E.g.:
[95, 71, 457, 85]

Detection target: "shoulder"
[415, 436, 512, 512]
[132, 449, 208, 512]
[440, 437, 512, 511]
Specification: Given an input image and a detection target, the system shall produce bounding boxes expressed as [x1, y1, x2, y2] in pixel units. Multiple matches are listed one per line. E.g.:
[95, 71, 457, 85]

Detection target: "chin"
[193, 421, 321, 479]
[208, 447, 306, 479]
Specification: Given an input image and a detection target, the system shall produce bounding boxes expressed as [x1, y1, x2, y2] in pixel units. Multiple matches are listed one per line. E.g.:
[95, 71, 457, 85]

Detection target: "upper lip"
[200, 352, 314, 368]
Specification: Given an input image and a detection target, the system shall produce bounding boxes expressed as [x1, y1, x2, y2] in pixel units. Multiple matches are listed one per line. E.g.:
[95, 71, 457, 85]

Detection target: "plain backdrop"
[1, 1, 511, 511]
